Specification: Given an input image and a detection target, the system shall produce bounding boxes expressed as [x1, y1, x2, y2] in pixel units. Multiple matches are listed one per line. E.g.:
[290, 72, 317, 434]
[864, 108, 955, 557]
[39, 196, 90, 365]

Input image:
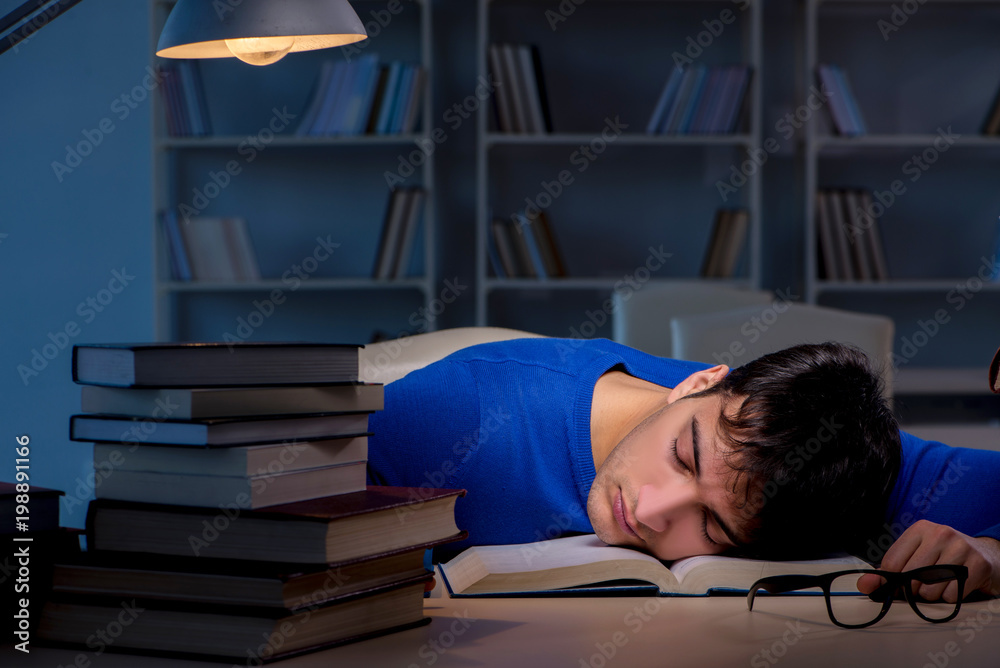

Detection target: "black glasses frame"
[747, 564, 969, 629]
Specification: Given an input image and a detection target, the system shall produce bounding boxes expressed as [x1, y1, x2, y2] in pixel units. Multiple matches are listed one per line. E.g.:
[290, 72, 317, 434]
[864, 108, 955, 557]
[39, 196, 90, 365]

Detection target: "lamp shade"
[156, 0, 367, 65]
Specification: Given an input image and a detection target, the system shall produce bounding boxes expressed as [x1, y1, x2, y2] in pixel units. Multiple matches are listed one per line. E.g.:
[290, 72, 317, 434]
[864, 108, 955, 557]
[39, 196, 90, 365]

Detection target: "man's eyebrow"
[693, 414, 743, 547]
[691, 416, 702, 478]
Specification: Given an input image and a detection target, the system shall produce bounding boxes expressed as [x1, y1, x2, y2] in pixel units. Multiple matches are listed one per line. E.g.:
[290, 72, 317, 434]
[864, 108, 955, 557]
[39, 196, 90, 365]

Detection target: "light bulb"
[225, 36, 295, 66]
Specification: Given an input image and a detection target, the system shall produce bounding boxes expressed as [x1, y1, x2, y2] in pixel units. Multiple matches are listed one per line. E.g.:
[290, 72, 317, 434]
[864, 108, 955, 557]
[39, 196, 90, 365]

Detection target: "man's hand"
[857, 520, 1000, 602]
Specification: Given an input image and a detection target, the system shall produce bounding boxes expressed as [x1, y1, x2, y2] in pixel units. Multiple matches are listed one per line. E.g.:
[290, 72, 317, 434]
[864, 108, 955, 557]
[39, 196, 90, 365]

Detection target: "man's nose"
[634, 482, 697, 532]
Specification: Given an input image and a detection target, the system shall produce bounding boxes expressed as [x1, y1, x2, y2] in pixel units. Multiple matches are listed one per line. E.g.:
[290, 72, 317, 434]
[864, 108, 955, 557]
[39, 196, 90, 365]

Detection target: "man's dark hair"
[697, 342, 900, 560]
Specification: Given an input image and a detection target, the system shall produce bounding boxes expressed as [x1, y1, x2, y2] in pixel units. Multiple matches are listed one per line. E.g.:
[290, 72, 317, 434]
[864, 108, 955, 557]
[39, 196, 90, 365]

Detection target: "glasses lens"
[909, 570, 961, 621]
[828, 573, 885, 627]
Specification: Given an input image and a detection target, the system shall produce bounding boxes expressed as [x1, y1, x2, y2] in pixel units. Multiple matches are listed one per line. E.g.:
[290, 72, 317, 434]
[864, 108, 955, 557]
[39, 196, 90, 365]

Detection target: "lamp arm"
[1, 0, 86, 56]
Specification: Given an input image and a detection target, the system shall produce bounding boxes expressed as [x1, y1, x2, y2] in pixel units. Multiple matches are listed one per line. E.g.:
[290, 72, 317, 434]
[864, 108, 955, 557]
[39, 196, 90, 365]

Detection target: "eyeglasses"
[747, 565, 968, 629]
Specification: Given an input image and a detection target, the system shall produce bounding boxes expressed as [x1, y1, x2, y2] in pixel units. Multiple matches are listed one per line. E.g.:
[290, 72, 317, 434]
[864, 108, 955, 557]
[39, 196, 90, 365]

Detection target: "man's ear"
[666, 365, 729, 403]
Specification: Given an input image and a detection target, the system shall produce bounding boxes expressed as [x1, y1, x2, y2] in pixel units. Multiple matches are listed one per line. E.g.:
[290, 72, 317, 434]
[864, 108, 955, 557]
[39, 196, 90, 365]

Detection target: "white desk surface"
[6, 585, 1000, 668]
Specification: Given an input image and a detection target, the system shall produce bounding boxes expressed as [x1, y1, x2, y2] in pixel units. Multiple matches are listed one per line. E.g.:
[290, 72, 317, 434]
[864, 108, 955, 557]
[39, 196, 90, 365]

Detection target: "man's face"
[587, 391, 753, 561]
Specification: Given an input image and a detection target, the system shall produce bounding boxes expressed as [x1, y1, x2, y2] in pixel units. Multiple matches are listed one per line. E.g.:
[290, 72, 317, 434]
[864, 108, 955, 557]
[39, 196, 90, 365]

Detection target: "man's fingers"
[857, 573, 886, 595]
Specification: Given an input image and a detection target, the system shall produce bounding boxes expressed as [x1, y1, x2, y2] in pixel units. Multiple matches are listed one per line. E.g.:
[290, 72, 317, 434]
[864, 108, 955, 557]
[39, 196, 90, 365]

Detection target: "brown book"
[37, 575, 432, 663]
[51, 534, 463, 609]
[700, 209, 731, 278]
[86, 487, 466, 564]
[716, 208, 749, 278]
[528, 210, 567, 277]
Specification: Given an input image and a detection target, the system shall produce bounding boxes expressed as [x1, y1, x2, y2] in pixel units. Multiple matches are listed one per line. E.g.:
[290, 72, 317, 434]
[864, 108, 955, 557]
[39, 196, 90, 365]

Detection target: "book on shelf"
[982, 79, 1000, 135]
[700, 208, 749, 279]
[440, 533, 870, 597]
[490, 218, 525, 278]
[167, 215, 260, 282]
[70, 412, 371, 448]
[38, 576, 432, 663]
[94, 461, 369, 509]
[815, 189, 889, 281]
[296, 57, 424, 137]
[86, 487, 467, 564]
[490, 212, 567, 279]
[72, 342, 361, 388]
[1, 481, 63, 534]
[50, 535, 461, 610]
[372, 187, 425, 280]
[92, 436, 368, 477]
[490, 42, 551, 133]
[649, 65, 751, 135]
[158, 60, 212, 138]
[81, 383, 384, 419]
[817, 64, 866, 136]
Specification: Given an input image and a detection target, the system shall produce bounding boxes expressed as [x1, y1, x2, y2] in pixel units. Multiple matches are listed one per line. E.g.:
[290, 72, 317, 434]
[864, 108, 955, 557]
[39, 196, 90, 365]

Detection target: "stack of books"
[700, 208, 750, 279]
[488, 43, 553, 134]
[815, 189, 889, 281]
[296, 55, 426, 137]
[372, 187, 426, 279]
[161, 212, 260, 282]
[816, 64, 866, 136]
[646, 64, 752, 135]
[489, 211, 566, 279]
[38, 342, 466, 662]
[159, 60, 212, 137]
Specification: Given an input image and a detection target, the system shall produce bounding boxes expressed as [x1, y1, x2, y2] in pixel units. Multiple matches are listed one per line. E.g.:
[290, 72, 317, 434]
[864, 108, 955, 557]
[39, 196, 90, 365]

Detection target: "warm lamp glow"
[225, 36, 296, 66]
[156, 0, 367, 66]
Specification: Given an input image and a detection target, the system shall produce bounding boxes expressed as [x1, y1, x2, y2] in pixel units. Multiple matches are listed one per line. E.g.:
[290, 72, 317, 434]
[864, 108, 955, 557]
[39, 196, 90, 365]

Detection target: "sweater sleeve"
[887, 431, 1000, 544]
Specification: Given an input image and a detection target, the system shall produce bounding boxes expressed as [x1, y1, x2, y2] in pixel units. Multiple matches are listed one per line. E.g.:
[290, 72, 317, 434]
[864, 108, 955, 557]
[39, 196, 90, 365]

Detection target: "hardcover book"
[80, 383, 384, 419]
[92, 436, 368, 477]
[51, 535, 462, 609]
[87, 487, 466, 564]
[70, 412, 371, 447]
[72, 342, 361, 388]
[38, 576, 431, 663]
[93, 461, 369, 509]
[440, 534, 870, 597]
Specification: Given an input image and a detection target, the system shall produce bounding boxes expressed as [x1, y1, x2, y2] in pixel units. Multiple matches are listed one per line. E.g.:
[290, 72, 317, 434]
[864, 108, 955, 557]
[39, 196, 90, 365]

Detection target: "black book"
[37, 575, 432, 663]
[72, 342, 361, 388]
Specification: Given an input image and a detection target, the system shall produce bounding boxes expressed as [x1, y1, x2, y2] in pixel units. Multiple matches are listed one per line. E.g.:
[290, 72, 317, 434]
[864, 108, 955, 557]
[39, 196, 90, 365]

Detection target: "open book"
[440, 534, 871, 597]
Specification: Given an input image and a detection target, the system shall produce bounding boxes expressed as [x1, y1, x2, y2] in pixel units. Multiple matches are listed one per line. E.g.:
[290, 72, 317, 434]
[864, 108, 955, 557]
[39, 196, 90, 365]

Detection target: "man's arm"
[858, 522, 1000, 601]
[861, 431, 1000, 601]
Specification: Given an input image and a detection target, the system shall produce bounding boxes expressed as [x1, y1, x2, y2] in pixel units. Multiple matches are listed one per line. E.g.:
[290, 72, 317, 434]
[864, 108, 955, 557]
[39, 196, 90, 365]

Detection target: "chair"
[611, 283, 774, 358]
[670, 303, 895, 397]
[359, 327, 544, 385]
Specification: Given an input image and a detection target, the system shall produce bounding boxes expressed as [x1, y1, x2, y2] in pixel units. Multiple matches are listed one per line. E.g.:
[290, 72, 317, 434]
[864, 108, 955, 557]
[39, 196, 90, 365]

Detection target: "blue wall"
[0, 0, 153, 527]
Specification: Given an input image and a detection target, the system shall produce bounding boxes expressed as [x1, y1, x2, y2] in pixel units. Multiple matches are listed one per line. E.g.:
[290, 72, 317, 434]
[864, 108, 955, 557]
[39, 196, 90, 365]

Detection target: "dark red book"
[87, 486, 466, 564]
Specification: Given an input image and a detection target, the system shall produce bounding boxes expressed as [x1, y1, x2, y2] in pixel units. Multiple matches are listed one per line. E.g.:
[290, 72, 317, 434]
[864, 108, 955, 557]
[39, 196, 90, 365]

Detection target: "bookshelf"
[802, 0, 1000, 376]
[475, 0, 764, 333]
[150, 0, 436, 344]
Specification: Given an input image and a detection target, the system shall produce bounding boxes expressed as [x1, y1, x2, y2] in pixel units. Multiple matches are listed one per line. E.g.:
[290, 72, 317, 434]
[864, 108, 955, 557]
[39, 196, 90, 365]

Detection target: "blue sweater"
[368, 338, 1000, 554]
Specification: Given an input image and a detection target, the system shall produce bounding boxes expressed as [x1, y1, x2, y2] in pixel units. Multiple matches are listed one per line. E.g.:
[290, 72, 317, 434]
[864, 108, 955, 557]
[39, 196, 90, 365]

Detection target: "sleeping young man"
[366, 337, 1000, 602]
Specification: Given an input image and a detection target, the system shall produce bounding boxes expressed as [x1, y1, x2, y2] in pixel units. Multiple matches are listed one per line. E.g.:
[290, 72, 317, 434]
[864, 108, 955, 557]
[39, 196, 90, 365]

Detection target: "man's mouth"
[613, 489, 638, 538]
